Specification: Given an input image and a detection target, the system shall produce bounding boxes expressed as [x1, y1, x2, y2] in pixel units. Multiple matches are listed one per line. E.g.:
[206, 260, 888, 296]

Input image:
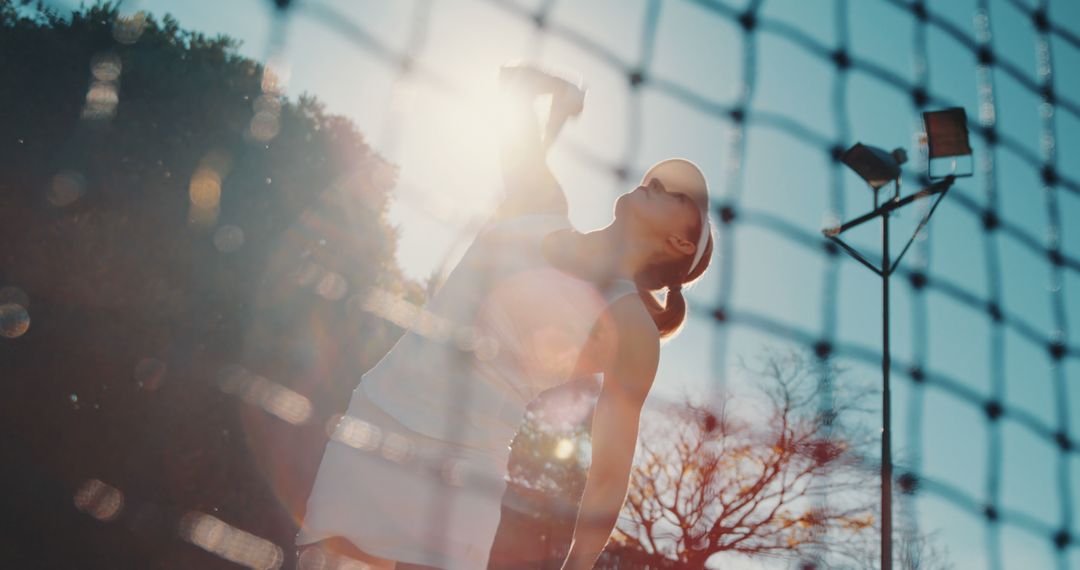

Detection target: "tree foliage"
[0, 1, 417, 567]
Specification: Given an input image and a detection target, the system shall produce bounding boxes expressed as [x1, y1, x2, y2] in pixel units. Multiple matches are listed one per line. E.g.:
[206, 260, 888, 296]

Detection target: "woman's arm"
[492, 64, 581, 221]
[561, 298, 660, 570]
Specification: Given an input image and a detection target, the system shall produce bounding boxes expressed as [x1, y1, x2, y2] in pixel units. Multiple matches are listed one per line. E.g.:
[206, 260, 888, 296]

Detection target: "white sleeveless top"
[355, 213, 640, 458]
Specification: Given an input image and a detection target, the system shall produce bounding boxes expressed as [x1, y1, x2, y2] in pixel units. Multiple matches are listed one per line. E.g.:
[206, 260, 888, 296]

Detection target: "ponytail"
[634, 231, 713, 342]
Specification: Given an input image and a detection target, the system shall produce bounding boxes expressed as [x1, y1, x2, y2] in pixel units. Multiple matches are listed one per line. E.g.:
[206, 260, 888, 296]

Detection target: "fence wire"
[29, 0, 1080, 568]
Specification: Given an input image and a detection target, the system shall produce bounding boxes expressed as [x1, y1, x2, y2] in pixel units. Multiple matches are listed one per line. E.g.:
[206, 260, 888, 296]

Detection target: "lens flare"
[0, 303, 30, 338]
[217, 366, 313, 425]
[48, 170, 86, 206]
[133, 357, 167, 391]
[178, 511, 284, 570]
[214, 225, 246, 253]
[73, 479, 124, 522]
[0, 287, 29, 308]
[553, 438, 576, 460]
[111, 10, 147, 44]
[315, 272, 348, 301]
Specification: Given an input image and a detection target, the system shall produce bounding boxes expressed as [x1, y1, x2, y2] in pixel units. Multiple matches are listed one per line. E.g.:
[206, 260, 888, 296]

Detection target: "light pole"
[822, 107, 973, 570]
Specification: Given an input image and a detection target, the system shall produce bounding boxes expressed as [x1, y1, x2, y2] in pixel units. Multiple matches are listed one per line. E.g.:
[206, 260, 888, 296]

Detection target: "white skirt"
[296, 387, 509, 570]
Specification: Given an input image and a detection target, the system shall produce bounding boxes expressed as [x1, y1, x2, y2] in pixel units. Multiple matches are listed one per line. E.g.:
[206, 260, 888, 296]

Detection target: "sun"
[383, 69, 558, 225]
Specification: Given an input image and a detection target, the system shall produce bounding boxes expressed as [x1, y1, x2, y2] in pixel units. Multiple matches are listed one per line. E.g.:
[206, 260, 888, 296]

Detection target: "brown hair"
[633, 221, 715, 342]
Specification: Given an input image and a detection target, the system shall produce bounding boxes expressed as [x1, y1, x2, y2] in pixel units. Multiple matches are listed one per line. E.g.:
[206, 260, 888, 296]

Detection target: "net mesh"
[24, 0, 1080, 567]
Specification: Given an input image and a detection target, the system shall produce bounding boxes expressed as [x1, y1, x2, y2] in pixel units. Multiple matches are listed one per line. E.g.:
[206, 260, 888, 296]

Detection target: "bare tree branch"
[610, 346, 883, 566]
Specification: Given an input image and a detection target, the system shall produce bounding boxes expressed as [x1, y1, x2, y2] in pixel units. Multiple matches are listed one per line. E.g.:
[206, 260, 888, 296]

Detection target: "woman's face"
[616, 175, 702, 259]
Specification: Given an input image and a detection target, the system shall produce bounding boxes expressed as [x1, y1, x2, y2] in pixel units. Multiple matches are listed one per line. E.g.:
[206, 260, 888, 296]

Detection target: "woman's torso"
[354, 213, 640, 458]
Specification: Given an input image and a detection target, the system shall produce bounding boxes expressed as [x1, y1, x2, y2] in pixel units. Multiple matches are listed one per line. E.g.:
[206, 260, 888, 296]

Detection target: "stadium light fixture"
[841, 142, 907, 191]
[924, 107, 974, 180]
[821, 106, 971, 570]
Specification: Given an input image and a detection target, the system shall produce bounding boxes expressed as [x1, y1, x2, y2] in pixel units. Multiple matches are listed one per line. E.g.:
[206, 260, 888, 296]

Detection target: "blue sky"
[46, 0, 1080, 567]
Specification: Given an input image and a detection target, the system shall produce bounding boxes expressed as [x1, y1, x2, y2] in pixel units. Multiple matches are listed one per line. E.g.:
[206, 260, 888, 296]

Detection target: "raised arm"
[492, 64, 583, 222]
[561, 297, 660, 570]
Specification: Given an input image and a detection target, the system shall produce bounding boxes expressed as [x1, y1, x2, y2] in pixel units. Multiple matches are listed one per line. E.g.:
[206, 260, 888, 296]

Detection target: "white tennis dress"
[296, 213, 640, 569]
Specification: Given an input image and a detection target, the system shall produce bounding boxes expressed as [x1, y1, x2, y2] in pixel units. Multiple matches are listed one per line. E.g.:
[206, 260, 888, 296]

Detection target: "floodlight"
[841, 143, 908, 190]
[923, 106, 973, 179]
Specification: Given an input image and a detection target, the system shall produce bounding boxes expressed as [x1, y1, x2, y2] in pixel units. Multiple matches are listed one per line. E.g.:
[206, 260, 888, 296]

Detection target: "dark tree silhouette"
[0, 2, 418, 568]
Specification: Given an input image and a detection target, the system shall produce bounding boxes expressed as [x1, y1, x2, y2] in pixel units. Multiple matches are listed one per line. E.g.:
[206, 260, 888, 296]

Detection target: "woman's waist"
[356, 358, 537, 447]
[326, 400, 511, 500]
[340, 382, 515, 468]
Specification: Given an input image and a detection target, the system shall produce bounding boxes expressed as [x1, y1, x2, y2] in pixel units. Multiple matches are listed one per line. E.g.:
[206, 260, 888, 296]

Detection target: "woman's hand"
[498, 62, 580, 98]
[543, 79, 586, 151]
[498, 62, 586, 150]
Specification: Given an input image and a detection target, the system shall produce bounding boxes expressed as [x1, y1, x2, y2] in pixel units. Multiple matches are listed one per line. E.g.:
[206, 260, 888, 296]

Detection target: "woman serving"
[295, 63, 714, 570]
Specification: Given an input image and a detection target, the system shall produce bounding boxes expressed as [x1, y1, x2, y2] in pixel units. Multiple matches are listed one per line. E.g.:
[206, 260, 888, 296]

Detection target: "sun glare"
[554, 437, 575, 460]
[387, 71, 555, 226]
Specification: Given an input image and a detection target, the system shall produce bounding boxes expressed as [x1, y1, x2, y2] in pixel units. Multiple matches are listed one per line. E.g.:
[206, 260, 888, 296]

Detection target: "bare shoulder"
[601, 294, 660, 402]
[607, 293, 659, 342]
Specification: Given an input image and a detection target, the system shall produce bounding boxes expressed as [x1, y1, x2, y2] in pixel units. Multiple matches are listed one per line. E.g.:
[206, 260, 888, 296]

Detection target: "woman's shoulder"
[597, 292, 660, 401]
[609, 289, 656, 334]
[588, 289, 657, 373]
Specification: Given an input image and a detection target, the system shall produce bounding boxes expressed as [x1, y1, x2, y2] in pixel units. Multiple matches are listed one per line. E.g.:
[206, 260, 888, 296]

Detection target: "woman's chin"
[613, 192, 641, 216]
[612, 193, 627, 215]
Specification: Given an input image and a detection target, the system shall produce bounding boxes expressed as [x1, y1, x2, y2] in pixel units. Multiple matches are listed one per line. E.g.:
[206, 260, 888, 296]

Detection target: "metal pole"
[881, 203, 893, 570]
[823, 175, 958, 570]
